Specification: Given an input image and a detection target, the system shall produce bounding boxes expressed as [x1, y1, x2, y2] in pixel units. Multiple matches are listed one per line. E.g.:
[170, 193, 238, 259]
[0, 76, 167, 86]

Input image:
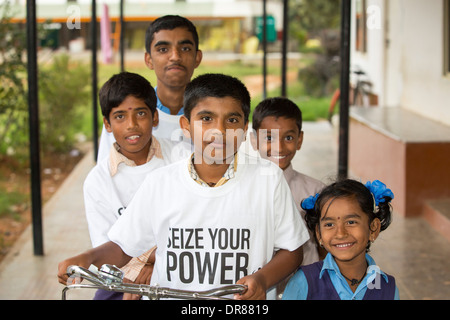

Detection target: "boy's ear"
[103, 117, 112, 133]
[297, 130, 304, 151]
[179, 115, 191, 139]
[194, 49, 203, 68]
[152, 109, 159, 128]
[144, 52, 154, 70]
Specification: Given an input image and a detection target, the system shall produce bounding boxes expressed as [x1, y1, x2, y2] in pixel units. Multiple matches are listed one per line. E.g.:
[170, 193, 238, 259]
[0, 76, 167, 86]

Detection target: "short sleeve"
[282, 269, 309, 300]
[272, 174, 310, 251]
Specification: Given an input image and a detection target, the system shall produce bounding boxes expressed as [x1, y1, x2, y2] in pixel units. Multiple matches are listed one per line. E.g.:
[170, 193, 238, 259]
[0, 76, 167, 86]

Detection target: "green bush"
[0, 191, 27, 220]
[0, 2, 28, 162]
[38, 54, 90, 153]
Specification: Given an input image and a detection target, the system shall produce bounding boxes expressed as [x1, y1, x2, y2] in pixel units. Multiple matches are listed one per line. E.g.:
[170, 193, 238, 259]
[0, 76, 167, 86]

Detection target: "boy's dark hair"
[145, 15, 199, 53]
[303, 179, 393, 252]
[183, 73, 251, 123]
[252, 97, 303, 132]
[99, 72, 157, 122]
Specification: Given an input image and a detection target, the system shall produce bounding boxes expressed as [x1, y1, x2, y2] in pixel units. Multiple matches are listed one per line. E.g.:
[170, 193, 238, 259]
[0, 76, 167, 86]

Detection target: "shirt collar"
[188, 153, 238, 187]
[109, 136, 163, 176]
[320, 252, 390, 283]
[155, 87, 184, 116]
[283, 163, 295, 180]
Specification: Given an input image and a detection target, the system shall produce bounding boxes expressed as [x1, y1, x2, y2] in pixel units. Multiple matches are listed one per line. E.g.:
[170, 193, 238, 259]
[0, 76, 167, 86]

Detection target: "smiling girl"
[282, 179, 399, 300]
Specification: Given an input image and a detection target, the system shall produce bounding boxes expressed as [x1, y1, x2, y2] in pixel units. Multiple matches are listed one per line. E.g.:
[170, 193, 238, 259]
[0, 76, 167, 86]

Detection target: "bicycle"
[327, 69, 374, 122]
[62, 264, 247, 300]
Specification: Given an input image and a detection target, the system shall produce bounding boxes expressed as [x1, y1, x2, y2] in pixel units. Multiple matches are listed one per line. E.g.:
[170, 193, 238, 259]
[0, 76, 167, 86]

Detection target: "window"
[355, 0, 367, 52]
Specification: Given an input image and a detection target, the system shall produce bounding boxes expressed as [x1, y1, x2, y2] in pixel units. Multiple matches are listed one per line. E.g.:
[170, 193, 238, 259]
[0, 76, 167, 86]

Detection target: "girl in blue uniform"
[283, 179, 399, 300]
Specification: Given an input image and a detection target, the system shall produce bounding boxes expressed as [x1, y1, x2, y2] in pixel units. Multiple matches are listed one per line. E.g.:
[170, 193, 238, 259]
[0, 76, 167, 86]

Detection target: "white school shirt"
[283, 164, 325, 265]
[108, 151, 310, 293]
[84, 138, 183, 248]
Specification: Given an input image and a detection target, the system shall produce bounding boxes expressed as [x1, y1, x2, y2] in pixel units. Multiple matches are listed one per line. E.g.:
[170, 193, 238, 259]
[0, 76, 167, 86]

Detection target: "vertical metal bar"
[338, 0, 351, 180]
[281, 0, 288, 97]
[120, 0, 125, 72]
[26, 0, 44, 256]
[92, 0, 99, 161]
[262, 0, 267, 98]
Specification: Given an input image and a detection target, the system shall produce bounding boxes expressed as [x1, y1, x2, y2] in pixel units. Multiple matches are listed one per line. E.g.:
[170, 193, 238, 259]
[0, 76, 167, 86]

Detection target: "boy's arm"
[235, 246, 303, 300]
[57, 241, 132, 285]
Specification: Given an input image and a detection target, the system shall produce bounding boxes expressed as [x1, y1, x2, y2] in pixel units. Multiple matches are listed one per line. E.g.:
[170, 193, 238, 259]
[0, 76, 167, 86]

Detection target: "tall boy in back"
[251, 97, 326, 297]
[58, 74, 309, 300]
[97, 15, 202, 161]
[84, 72, 180, 299]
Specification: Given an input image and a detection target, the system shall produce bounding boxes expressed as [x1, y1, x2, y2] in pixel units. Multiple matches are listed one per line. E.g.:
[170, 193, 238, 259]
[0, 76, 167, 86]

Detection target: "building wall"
[350, 0, 450, 126]
[397, 0, 450, 126]
[350, 0, 386, 105]
[5, 0, 284, 53]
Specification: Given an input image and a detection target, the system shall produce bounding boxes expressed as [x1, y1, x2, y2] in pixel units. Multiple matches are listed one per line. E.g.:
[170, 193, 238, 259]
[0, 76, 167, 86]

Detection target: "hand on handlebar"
[122, 263, 154, 300]
[57, 253, 91, 285]
[234, 272, 266, 300]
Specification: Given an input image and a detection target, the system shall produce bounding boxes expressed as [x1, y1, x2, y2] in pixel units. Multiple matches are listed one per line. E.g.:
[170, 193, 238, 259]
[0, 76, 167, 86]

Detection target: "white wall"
[351, 0, 450, 126]
[383, 0, 403, 108]
[397, 0, 450, 126]
[350, 0, 386, 106]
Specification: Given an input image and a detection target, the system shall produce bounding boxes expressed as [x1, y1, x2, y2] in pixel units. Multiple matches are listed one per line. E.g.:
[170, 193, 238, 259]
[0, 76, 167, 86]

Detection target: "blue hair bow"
[301, 193, 319, 210]
[365, 180, 394, 206]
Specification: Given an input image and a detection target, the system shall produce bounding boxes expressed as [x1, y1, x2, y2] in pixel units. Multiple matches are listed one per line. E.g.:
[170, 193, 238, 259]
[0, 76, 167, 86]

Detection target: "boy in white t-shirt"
[58, 74, 309, 300]
[251, 97, 327, 298]
[97, 15, 202, 161]
[85, 72, 183, 300]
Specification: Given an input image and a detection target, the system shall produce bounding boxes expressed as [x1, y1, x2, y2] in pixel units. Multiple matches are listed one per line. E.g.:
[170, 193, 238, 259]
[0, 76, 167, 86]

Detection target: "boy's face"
[145, 27, 202, 90]
[253, 116, 303, 170]
[180, 97, 248, 164]
[104, 95, 158, 164]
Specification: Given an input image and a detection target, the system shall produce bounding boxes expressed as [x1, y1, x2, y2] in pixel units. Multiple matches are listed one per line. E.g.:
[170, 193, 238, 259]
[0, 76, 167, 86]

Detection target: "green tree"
[0, 1, 28, 159]
[289, 0, 341, 39]
[39, 54, 90, 153]
[290, 0, 342, 97]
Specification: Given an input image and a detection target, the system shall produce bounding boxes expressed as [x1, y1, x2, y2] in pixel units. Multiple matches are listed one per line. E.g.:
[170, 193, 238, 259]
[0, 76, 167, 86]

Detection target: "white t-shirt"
[84, 138, 186, 247]
[108, 151, 310, 293]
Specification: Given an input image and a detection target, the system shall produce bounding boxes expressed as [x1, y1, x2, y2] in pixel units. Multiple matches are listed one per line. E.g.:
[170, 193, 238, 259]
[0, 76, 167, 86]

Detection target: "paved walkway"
[0, 121, 448, 300]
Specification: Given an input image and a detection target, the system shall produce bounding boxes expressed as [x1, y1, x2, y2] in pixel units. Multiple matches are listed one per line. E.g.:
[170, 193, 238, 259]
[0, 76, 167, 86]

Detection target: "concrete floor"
[0, 121, 448, 300]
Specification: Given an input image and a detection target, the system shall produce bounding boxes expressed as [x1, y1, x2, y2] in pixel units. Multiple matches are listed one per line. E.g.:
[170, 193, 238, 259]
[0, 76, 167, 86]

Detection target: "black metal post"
[281, 0, 288, 97]
[338, 0, 351, 179]
[262, 0, 267, 98]
[26, 0, 44, 256]
[120, 0, 125, 72]
[92, 0, 99, 161]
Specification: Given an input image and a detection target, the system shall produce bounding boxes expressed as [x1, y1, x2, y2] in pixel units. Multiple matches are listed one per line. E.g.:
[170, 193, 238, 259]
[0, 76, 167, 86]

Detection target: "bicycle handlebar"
[62, 264, 247, 300]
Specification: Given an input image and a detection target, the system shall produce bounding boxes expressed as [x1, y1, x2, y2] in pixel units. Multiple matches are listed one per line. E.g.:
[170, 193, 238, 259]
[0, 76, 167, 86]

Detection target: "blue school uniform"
[282, 253, 399, 300]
